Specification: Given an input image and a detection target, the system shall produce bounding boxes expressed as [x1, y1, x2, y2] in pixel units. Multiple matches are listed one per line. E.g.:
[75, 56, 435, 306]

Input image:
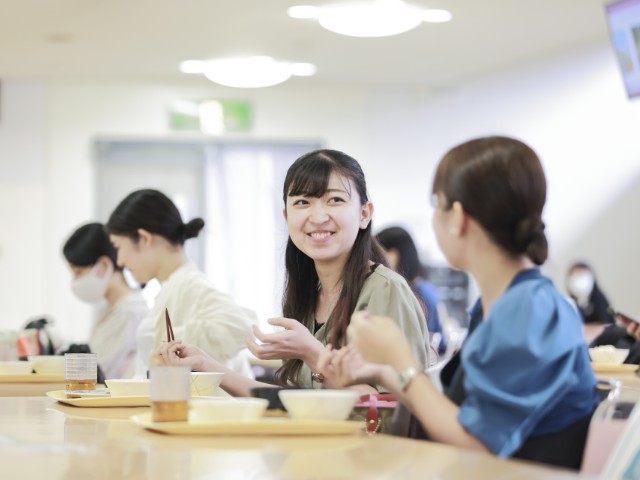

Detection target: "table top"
[0, 396, 585, 480]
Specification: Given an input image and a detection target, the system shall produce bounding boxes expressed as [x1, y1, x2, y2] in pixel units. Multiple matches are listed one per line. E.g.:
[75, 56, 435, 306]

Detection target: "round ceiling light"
[288, 1, 452, 38]
[179, 56, 317, 88]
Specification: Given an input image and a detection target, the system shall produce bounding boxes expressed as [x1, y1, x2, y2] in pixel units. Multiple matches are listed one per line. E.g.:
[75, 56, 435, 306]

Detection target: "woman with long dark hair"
[154, 149, 430, 395]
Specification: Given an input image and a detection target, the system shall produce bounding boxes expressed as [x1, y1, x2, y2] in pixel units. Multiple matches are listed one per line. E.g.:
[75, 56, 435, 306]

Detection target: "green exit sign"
[169, 99, 251, 134]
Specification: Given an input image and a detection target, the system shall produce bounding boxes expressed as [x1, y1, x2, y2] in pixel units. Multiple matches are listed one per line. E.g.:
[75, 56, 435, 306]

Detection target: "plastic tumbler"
[150, 366, 191, 422]
[65, 353, 98, 391]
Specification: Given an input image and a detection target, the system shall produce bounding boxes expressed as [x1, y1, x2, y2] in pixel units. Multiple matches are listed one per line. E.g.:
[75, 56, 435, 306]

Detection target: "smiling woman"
[153, 149, 431, 399]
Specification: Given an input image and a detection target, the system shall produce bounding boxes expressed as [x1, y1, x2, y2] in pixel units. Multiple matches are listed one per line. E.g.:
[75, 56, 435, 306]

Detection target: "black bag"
[22, 318, 56, 356]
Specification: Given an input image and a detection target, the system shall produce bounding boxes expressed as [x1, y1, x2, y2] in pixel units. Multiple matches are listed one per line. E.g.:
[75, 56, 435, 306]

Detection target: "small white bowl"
[27, 355, 65, 376]
[190, 372, 224, 397]
[589, 346, 629, 366]
[278, 389, 360, 421]
[0, 361, 34, 376]
[190, 397, 268, 422]
[105, 378, 150, 397]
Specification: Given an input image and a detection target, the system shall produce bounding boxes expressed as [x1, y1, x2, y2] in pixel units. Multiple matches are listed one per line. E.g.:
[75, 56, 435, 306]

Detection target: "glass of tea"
[150, 366, 191, 422]
[65, 353, 98, 391]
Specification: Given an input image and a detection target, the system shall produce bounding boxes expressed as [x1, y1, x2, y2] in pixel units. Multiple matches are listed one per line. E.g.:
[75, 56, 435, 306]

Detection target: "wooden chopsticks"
[165, 307, 175, 342]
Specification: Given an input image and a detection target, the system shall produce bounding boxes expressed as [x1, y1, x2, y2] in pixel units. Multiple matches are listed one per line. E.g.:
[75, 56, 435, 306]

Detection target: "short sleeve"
[458, 279, 590, 456]
[361, 268, 431, 368]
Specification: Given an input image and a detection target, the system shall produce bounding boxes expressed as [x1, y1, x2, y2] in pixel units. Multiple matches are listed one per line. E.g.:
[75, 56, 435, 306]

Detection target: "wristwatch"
[398, 366, 423, 391]
[311, 372, 325, 384]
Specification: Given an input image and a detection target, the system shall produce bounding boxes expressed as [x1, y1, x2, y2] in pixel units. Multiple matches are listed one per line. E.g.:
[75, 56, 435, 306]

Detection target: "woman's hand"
[316, 344, 386, 388]
[348, 311, 418, 371]
[246, 317, 323, 364]
[154, 340, 220, 372]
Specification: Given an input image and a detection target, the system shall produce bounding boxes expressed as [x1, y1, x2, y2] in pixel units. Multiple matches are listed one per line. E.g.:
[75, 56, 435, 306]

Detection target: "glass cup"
[150, 366, 191, 422]
[65, 353, 98, 391]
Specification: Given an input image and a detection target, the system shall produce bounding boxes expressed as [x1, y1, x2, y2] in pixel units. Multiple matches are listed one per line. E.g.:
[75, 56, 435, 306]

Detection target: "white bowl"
[589, 346, 629, 366]
[190, 397, 268, 422]
[190, 372, 224, 397]
[278, 389, 360, 421]
[0, 361, 34, 376]
[27, 355, 65, 376]
[105, 378, 150, 397]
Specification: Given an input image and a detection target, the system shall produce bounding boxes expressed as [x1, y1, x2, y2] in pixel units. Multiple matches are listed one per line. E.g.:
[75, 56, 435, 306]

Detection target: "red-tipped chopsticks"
[165, 307, 175, 342]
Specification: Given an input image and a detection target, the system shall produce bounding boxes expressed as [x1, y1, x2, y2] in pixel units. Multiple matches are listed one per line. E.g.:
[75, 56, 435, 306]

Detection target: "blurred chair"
[581, 379, 638, 476]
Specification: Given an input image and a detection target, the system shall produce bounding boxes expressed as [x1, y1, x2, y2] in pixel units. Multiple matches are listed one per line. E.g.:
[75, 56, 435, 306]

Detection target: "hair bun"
[514, 215, 547, 265]
[182, 218, 205, 239]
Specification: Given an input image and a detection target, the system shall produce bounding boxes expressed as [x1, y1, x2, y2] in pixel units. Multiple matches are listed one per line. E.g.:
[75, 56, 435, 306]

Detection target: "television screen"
[605, 0, 640, 98]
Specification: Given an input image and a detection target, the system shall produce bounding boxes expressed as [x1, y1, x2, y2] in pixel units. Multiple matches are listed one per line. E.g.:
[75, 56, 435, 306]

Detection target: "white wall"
[1, 37, 639, 342]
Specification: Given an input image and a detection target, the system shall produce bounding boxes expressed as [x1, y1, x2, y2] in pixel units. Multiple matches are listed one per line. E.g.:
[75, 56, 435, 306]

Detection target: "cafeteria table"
[0, 396, 587, 480]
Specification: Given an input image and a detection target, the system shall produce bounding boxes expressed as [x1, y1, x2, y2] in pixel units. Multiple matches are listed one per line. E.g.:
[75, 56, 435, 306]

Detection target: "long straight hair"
[276, 149, 388, 386]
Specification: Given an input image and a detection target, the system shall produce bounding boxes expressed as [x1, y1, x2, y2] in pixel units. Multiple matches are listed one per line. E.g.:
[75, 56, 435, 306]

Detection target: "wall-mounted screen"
[606, 0, 640, 98]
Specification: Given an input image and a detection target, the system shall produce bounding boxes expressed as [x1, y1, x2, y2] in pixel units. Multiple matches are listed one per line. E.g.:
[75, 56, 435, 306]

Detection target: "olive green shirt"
[296, 264, 431, 389]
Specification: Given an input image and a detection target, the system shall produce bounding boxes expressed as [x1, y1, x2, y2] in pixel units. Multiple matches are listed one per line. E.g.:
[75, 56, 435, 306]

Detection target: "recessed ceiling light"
[288, 1, 452, 37]
[179, 56, 317, 88]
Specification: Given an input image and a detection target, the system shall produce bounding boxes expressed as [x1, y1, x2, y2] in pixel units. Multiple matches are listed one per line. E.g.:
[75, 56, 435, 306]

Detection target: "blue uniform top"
[414, 279, 447, 354]
[458, 269, 599, 457]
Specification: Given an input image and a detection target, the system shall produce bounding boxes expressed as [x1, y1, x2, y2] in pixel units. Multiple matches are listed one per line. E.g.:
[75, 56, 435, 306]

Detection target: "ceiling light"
[288, 1, 452, 38]
[422, 9, 452, 23]
[287, 5, 320, 19]
[179, 56, 316, 88]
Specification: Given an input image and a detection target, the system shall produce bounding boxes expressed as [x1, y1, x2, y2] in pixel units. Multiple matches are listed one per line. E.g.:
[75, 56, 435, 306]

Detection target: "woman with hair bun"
[106, 189, 257, 378]
[318, 136, 599, 469]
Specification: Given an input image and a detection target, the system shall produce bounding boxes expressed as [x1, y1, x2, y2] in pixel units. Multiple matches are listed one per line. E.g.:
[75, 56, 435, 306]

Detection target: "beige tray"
[131, 412, 364, 436]
[47, 389, 151, 407]
[592, 364, 639, 374]
[0, 374, 65, 383]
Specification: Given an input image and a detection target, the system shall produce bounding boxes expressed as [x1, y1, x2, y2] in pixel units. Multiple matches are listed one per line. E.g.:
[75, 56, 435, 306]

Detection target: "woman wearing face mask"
[566, 262, 615, 325]
[63, 222, 148, 379]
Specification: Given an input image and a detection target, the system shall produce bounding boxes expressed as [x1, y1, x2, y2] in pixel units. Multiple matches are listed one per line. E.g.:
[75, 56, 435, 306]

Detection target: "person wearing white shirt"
[106, 189, 257, 378]
[63, 222, 148, 379]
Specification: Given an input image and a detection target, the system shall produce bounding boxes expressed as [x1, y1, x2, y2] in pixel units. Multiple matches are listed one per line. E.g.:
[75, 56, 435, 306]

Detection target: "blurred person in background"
[63, 222, 148, 379]
[376, 226, 447, 355]
[566, 262, 615, 325]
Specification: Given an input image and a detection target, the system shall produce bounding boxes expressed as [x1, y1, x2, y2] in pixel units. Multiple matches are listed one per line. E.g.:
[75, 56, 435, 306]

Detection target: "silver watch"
[398, 366, 422, 391]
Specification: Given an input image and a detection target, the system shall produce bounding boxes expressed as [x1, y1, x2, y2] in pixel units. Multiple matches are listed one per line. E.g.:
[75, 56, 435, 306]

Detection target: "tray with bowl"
[131, 412, 364, 436]
[46, 389, 151, 407]
[0, 360, 66, 382]
[590, 346, 637, 374]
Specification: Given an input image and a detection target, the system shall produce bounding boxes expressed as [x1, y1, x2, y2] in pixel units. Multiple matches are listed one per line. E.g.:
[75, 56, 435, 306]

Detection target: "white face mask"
[71, 261, 114, 304]
[568, 271, 595, 300]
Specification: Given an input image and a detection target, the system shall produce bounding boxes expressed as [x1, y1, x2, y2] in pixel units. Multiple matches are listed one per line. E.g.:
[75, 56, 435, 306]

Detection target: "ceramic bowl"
[589, 346, 629, 365]
[105, 378, 151, 397]
[0, 361, 34, 375]
[190, 372, 224, 397]
[190, 397, 268, 422]
[27, 355, 65, 376]
[278, 389, 360, 421]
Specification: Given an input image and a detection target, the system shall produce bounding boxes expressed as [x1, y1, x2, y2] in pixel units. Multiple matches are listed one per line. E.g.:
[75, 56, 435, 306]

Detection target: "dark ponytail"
[432, 136, 548, 265]
[106, 189, 204, 246]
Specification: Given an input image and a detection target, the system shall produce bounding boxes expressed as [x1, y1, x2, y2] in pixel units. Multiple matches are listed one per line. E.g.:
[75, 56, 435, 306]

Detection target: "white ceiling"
[0, 0, 614, 89]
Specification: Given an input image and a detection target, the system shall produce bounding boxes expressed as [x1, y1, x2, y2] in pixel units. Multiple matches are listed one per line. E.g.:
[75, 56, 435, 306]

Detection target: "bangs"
[285, 156, 334, 199]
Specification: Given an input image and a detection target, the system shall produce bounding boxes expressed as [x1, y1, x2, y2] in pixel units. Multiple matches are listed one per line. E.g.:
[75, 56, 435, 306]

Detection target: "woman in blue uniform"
[318, 136, 599, 469]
